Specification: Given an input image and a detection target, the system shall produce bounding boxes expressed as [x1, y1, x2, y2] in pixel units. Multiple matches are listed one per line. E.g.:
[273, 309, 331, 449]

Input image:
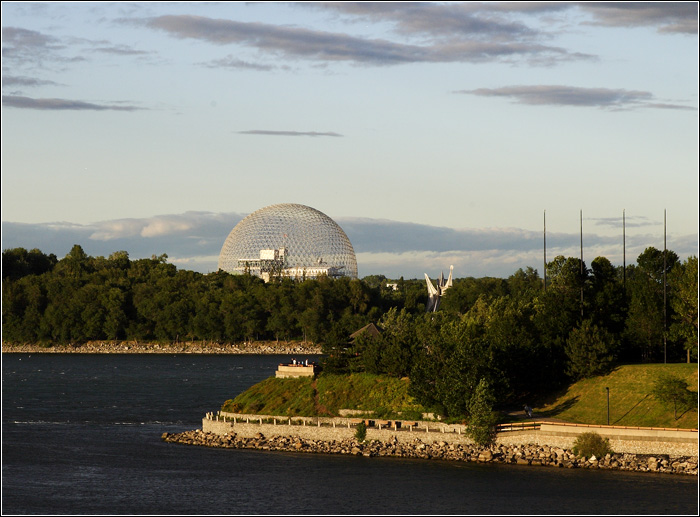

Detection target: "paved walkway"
[502, 409, 567, 423]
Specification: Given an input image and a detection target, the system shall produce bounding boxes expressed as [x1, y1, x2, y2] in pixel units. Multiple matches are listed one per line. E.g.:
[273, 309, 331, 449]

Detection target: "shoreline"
[162, 429, 698, 476]
[1, 341, 322, 355]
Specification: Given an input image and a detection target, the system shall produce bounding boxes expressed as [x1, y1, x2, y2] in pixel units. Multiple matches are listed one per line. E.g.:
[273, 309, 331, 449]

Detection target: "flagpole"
[543, 210, 547, 291]
[663, 209, 667, 364]
[580, 209, 584, 318]
[623, 209, 626, 291]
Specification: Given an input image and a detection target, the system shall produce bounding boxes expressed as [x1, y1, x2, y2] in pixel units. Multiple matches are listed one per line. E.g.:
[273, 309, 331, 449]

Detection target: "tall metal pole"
[580, 209, 584, 318]
[606, 387, 610, 426]
[663, 209, 667, 364]
[623, 209, 626, 291]
[543, 210, 547, 291]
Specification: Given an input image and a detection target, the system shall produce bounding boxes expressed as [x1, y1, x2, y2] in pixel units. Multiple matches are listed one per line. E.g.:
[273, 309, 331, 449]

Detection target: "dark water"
[2, 354, 697, 515]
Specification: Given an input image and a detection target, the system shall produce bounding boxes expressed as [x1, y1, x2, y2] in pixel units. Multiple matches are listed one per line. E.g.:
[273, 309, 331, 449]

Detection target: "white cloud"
[2, 211, 696, 280]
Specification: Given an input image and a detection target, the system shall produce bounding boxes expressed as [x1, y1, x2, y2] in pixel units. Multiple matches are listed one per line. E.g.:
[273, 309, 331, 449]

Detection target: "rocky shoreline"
[162, 429, 698, 476]
[1, 341, 322, 355]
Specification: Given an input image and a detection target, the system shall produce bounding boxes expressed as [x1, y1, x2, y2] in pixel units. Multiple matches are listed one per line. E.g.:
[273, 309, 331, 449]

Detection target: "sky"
[2, 1, 698, 279]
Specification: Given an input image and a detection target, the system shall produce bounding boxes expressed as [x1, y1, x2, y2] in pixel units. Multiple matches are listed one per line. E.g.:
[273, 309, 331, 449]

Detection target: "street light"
[605, 387, 610, 426]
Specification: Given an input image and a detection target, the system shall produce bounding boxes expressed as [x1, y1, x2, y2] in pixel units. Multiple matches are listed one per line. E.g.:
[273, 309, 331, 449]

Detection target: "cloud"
[2, 25, 157, 75]
[454, 85, 697, 111]
[312, 2, 541, 41]
[1, 75, 62, 88]
[131, 14, 591, 66]
[87, 211, 241, 241]
[238, 130, 343, 137]
[199, 56, 281, 71]
[1, 27, 64, 58]
[1, 26, 82, 70]
[589, 215, 656, 229]
[2, 95, 144, 111]
[579, 2, 698, 35]
[2, 211, 696, 279]
[92, 44, 151, 56]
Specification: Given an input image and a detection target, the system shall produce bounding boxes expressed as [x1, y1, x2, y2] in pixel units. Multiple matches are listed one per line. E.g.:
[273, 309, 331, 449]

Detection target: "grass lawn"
[222, 372, 425, 418]
[534, 364, 698, 429]
[223, 364, 698, 429]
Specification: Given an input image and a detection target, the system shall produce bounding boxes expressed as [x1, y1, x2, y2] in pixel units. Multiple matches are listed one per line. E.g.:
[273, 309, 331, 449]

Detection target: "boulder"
[478, 450, 493, 462]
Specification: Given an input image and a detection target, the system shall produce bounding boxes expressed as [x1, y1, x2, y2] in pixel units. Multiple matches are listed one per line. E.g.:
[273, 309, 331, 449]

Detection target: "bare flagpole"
[543, 210, 547, 291]
[580, 209, 584, 318]
[664, 209, 667, 364]
[623, 209, 626, 291]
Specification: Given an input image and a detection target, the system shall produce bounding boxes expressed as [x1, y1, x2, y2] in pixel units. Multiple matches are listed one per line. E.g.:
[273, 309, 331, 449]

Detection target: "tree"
[466, 378, 498, 446]
[565, 319, 617, 380]
[624, 247, 680, 362]
[669, 256, 698, 362]
[652, 374, 697, 419]
[2, 248, 57, 280]
[507, 267, 542, 300]
[589, 257, 627, 336]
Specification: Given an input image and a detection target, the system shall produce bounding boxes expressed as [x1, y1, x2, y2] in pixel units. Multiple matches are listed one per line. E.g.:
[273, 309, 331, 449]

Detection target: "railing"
[496, 421, 542, 433]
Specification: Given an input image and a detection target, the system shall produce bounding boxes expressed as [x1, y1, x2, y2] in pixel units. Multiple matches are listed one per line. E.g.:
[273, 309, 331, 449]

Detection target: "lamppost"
[605, 387, 610, 426]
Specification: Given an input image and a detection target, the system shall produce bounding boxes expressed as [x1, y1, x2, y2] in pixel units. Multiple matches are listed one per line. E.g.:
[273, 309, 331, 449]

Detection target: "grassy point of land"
[222, 373, 425, 419]
[222, 364, 698, 429]
[533, 364, 698, 429]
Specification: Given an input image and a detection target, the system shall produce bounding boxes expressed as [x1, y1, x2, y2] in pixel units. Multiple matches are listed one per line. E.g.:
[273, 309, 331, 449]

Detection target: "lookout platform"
[276, 361, 319, 378]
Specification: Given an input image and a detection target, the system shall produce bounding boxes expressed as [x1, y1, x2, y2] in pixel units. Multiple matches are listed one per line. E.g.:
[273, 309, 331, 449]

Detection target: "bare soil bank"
[1, 341, 322, 355]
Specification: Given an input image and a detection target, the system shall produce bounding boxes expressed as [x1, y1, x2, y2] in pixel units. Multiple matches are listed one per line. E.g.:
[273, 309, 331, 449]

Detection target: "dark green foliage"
[466, 378, 498, 446]
[565, 320, 617, 380]
[1, 247, 387, 345]
[652, 374, 697, 419]
[572, 432, 613, 458]
[624, 247, 681, 362]
[669, 256, 699, 362]
[3, 244, 696, 426]
[354, 421, 367, 442]
[2, 247, 57, 280]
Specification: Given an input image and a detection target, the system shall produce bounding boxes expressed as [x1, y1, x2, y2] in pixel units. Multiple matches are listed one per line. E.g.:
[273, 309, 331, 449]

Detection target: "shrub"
[221, 400, 240, 413]
[572, 432, 613, 458]
[355, 421, 367, 442]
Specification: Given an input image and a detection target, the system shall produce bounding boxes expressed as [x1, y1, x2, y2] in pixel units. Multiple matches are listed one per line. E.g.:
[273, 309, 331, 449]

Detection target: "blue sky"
[2, 2, 698, 279]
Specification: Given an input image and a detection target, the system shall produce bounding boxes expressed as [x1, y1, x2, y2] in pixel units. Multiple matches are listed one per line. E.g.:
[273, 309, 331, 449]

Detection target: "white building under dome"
[218, 203, 358, 281]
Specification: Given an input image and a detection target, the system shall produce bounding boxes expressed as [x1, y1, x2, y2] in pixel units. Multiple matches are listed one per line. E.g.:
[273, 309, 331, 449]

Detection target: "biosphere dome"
[218, 203, 358, 280]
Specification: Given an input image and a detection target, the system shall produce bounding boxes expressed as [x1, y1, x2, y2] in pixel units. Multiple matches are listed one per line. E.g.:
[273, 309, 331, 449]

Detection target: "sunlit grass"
[222, 372, 424, 418]
[535, 364, 698, 429]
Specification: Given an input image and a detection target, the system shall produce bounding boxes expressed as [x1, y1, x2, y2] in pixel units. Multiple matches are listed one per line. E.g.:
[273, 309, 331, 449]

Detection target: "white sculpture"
[424, 265, 453, 312]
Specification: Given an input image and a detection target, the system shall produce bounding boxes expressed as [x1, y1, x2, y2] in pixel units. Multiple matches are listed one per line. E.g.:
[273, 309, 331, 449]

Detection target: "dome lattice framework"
[218, 203, 358, 280]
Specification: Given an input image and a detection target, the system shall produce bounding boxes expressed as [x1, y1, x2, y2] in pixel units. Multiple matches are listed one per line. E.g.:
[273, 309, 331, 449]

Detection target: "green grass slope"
[534, 364, 698, 429]
[222, 373, 425, 419]
[222, 364, 698, 429]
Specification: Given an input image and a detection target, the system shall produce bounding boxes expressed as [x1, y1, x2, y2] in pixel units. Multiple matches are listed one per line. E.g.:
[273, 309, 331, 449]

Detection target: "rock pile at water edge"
[162, 430, 698, 476]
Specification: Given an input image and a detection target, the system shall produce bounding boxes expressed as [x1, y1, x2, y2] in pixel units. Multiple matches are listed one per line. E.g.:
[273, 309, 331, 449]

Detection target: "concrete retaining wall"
[206, 412, 698, 457]
[203, 417, 473, 445]
[538, 423, 697, 443]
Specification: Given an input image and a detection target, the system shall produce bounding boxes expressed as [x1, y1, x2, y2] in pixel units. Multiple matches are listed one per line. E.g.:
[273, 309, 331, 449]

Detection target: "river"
[2, 353, 697, 515]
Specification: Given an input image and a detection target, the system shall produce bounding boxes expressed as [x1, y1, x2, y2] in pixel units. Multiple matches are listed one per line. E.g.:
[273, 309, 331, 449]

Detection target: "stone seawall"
[159, 413, 699, 476]
[163, 424, 698, 476]
[213, 412, 698, 457]
[2, 341, 322, 355]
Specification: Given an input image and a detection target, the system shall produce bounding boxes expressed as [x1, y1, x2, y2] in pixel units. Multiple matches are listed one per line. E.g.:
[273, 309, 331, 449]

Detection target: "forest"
[2, 244, 697, 413]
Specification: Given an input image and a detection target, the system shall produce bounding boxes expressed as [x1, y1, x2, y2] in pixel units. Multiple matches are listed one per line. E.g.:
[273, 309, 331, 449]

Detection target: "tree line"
[2, 244, 697, 412]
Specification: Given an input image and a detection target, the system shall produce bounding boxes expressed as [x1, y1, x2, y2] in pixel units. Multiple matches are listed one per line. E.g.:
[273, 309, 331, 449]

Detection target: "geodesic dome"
[218, 203, 358, 279]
